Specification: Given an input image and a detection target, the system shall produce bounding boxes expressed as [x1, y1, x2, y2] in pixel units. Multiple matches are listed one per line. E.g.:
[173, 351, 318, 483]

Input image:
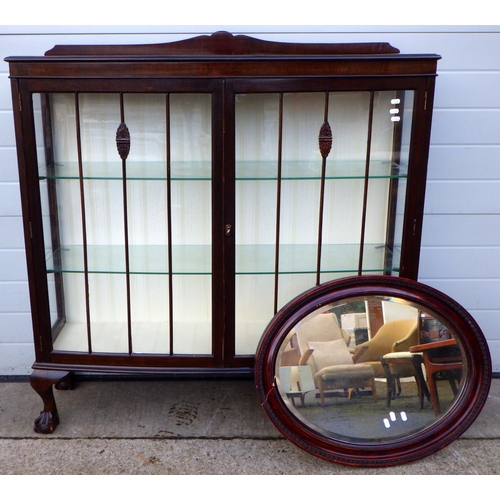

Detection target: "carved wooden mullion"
[318, 121, 332, 158]
[116, 122, 130, 160]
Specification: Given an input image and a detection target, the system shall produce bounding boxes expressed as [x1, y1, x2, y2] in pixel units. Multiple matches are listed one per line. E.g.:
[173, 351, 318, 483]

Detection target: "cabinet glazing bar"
[273, 93, 284, 315]
[165, 93, 174, 356]
[358, 90, 376, 275]
[117, 93, 133, 355]
[316, 92, 330, 286]
[74, 93, 93, 353]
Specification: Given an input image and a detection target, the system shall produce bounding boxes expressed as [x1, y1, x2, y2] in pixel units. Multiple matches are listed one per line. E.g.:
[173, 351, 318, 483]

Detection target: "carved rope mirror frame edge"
[254, 275, 492, 467]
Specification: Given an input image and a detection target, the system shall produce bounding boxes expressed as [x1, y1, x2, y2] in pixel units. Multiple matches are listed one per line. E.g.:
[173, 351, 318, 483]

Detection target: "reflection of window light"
[390, 108, 399, 114]
[391, 116, 401, 122]
[391, 98, 401, 104]
[383, 418, 390, 429]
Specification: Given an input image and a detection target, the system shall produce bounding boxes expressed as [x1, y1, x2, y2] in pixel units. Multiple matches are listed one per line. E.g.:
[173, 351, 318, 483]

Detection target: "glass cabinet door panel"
[168, 94, 212, 354]
[234, 90, 413, 355]
[171, 275, 212, 355]
[34, 93, 70, 334]
[389, 91, 414, 274]
[235, 274, 275, 355]
[130, 274, 170, 354]
[38, 92, 213, 356]
[234, 94, 280, 354]
[281, 93, 325, 178]
[358, 90, 414, 276]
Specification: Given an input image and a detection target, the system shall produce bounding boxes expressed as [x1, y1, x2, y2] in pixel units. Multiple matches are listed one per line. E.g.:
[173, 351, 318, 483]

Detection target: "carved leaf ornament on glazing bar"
[318, 121, 333, 158]
[116, 122, 131, 160]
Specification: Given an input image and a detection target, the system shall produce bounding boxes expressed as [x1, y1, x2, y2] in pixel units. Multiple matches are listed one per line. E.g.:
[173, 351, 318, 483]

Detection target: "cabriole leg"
[30, 369, 71, 434]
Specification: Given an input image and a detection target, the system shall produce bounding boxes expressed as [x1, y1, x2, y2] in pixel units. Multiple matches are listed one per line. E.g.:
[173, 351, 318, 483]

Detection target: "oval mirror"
[255, 276, 491, 467]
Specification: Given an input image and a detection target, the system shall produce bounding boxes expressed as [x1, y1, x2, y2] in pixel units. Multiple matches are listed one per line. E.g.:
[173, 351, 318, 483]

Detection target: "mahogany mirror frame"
[255, 275, 491, 467]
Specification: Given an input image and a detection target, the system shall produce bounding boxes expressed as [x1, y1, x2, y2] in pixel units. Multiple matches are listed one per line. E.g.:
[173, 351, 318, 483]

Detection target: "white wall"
[1, 25, 499, 374]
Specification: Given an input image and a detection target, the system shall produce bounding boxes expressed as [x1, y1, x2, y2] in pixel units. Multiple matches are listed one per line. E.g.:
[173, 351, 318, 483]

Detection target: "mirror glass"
[256, 277, 491, 466]
[275, 296, 466, 443]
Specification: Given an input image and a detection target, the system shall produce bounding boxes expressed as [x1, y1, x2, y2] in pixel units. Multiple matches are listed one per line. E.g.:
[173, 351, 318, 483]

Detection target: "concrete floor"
[0, 377, 499, 474]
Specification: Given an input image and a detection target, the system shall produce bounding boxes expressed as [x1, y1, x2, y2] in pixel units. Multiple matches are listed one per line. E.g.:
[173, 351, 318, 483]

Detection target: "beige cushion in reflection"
[307, 339, 353, 372]
[296, 313, 351, 352]
[381, 352, 415, 360]
[315, 363, 374, 384]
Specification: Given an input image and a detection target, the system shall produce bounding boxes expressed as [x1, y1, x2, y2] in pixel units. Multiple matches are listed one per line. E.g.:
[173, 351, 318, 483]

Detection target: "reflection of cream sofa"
[294, 313, 377, 406]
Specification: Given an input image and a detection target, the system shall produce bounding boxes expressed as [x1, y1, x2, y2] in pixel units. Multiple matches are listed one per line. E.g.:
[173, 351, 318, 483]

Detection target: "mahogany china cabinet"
[6, 32, 440, 434]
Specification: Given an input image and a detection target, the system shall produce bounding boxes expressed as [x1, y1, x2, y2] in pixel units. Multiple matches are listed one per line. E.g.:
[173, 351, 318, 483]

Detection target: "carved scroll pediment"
[45, 31, 400, 57]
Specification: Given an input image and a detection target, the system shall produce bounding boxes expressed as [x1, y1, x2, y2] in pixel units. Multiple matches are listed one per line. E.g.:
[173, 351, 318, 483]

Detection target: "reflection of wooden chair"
[380, 352, 429, 407]
[353, 318, 420, 402]
[410, 339, 463, 415]
[279, 366, 316, 407]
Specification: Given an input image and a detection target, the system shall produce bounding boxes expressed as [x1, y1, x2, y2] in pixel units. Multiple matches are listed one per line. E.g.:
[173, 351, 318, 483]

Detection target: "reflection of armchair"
[352, 317, 421, 402]
[295, 313, 352, 357]
[410, 338, 463, 415]
[280, 312, 351, 368]
[294, 314, 377, 406]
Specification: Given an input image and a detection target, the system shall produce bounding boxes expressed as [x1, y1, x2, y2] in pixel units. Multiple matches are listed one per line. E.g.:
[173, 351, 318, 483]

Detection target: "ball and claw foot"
[30, 369, 70, 434]
[34, 410, 60, 434]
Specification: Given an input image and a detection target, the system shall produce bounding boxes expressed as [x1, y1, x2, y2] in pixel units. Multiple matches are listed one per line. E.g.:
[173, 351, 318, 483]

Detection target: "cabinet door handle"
[225, 224, 232, 236]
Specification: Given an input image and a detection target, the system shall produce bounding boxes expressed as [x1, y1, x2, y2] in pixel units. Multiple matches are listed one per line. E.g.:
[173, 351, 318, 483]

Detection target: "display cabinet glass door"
[233, 89, 414, 356]
[36, 91, 215, 357]
[32, 84, 416, 364]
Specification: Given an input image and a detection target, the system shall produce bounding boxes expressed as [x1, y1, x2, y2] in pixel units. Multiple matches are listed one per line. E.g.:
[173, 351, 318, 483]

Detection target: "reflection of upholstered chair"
[295, 313, 352, 358]
[294, 314, 377, 406]
[410, 338, 463, 415]
[352, 317, 420, 402]
[280, 313, 350, 368]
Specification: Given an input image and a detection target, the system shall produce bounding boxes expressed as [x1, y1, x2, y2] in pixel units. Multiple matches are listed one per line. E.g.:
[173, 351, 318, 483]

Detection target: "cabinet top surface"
[5, 31, 440, 79]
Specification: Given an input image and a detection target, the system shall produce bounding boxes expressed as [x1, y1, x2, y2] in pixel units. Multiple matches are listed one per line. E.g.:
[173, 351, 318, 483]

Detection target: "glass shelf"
[39, 160, 407, 182]
[39, 161, 212, 182]
[237, 244, 398, 275]
[236, 160, 407, 181]
[46, 245, 212, 275]
[46, 243, 398, 275]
